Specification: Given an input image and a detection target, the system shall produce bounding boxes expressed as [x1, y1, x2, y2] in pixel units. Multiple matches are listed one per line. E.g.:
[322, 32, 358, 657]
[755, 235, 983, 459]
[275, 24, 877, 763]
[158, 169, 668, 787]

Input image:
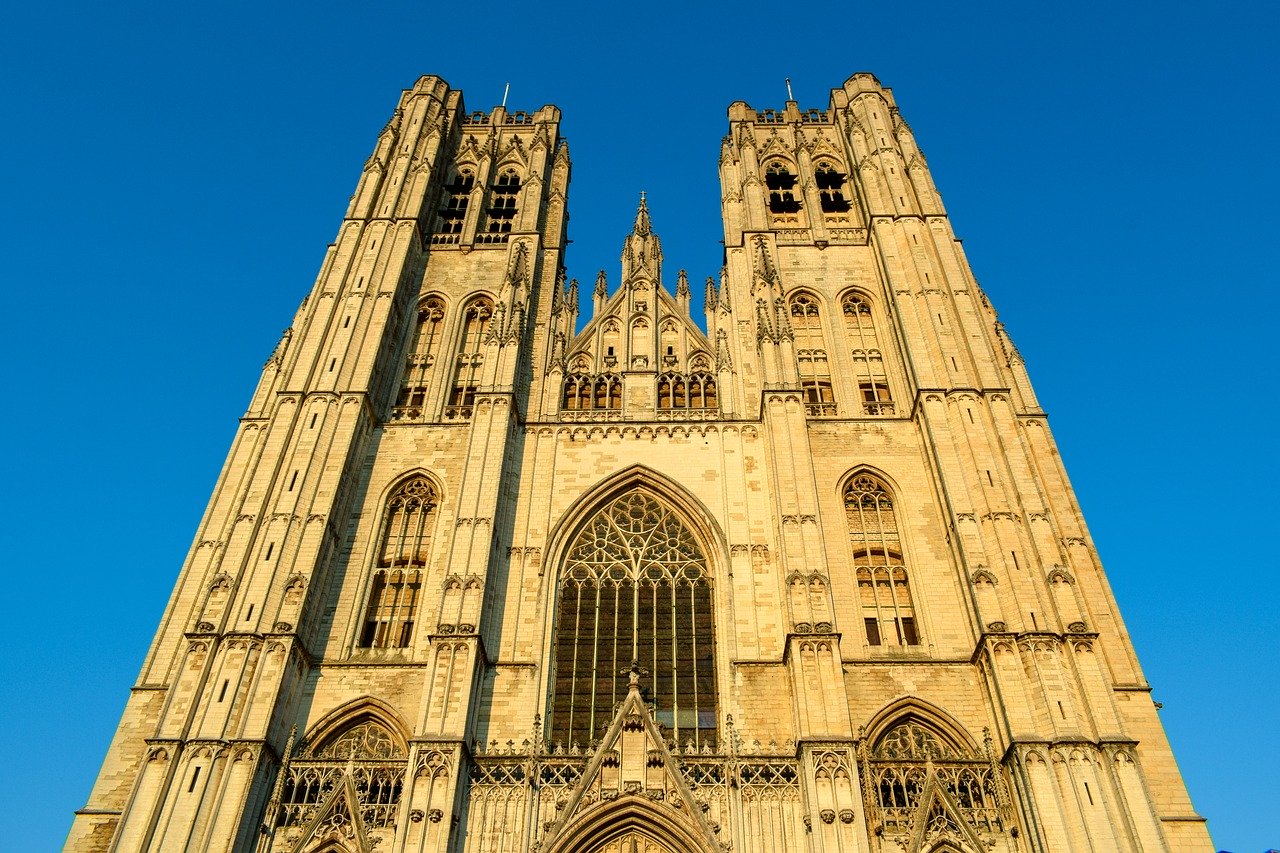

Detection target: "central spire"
[633, 191, 651, 236]
[621, 192, 661, 286]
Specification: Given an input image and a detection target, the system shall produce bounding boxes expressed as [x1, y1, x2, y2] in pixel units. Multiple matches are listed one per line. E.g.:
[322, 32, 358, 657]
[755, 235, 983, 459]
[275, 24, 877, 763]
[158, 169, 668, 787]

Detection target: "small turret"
[676, 270, 691, 315]
[593, 270, 608, 317]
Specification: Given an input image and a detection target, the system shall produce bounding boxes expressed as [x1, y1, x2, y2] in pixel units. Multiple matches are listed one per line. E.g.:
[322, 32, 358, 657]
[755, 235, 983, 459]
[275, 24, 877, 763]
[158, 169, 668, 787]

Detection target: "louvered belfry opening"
[551, 491, 717, 749]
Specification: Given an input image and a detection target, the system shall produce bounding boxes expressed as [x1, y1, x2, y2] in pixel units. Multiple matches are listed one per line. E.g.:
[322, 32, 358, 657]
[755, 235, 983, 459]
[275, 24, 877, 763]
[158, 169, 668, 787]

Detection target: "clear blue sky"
[2, 2, 1275, 850]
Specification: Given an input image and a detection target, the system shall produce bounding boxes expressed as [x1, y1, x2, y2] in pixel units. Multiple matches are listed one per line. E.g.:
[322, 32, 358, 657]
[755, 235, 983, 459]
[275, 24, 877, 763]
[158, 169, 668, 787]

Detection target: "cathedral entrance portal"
[579, 830, 679, 853]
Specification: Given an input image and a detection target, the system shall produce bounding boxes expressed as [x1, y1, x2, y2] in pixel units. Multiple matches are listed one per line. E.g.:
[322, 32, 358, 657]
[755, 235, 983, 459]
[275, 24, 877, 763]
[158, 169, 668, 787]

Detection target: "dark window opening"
[766, 163, 801, 214]
[802, 379, 834, 405]
[485, 170, 521, 234]
[449, 385, 476, 408]
[658, 373, 718, 410]
[435, 171, 474, 237]
[816, 164, 852, 213]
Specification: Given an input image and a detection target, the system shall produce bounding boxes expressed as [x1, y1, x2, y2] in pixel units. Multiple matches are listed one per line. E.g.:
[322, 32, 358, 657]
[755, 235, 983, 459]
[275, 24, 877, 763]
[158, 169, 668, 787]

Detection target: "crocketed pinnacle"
[633, 192, 651, 236]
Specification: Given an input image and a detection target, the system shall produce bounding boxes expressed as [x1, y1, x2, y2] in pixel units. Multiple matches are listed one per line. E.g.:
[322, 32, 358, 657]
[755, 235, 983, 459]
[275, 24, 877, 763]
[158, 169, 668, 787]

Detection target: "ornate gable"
[496, 134, 529, 169]
[567, 277, 713, 376]
[540, 671, 723, 853]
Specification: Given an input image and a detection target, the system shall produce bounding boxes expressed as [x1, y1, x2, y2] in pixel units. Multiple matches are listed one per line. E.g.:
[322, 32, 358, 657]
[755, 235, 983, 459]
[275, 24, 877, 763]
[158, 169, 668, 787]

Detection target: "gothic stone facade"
[68, 74, 1211, 853]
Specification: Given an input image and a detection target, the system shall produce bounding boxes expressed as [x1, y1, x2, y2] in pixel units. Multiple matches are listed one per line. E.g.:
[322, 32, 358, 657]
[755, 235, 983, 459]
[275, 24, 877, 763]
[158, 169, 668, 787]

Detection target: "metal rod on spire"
[785, 78, 794, 101]
[501, 83, 510, 108]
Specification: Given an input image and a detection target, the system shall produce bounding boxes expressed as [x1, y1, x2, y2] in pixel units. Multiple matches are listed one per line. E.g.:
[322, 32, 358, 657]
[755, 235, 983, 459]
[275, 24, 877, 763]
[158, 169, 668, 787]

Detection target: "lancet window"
[798, 352, 834, 415]
[815, 162, 852, 215]
[392, 296, 445, 421]
[790, 293, 835, 416]
[479, 169, 520, 242]
[552, 491, 717, 748]
[845, 474, 919, 646]
[273, 718, 407, 840]
[865, 718, 1003, 838]
[765, 162, 801, 219]
[432, 169, 473, 244]
[358, 477, 436, 649]
[657, 372, 717, 410]
[449, 298, 492, 419]
[843, 292, 894, 415]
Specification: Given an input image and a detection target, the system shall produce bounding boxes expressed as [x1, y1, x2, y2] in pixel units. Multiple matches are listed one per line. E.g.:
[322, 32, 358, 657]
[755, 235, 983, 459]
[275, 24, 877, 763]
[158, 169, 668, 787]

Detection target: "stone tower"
[68, 74, 1210, 853]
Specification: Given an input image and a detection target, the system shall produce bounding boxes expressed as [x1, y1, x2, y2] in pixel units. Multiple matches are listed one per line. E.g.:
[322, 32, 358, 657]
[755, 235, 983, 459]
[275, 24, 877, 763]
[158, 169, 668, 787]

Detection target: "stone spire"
[620, 193, 662, 286]
[633, 191, 652, 236]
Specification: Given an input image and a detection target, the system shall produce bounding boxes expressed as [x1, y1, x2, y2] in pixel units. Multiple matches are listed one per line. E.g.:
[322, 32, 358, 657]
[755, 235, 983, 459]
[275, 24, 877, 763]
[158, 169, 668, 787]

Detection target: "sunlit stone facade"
[68, 74, 1210, 853]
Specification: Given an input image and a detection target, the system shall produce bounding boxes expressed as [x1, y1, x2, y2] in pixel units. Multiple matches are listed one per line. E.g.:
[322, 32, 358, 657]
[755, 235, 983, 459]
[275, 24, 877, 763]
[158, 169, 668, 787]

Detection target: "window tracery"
[562, 372, 621, 413]
[765, 162, 801, 221]
[449, 298, 492, 420]
[392, 296, 445, 422]
[552, 491, 717, 749]
[790, 293, 835, 416]
[316, 720, 405, 760]
[274, 718, 407, 843]
[863, 718, 1004, 841]
[845, 475, 919, 646]
[432, 169, 473, 244]
[656, 372, 717, 410]
[843, 292, 895, 415]
[815, 162, 852, 217]
[359, 476, 435, 649]
[479, 169, 520, 243]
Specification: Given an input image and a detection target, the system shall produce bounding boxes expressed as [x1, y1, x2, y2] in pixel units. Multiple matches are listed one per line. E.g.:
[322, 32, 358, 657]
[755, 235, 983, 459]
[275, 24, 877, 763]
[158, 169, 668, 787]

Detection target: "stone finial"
[633, 192, 651, 236]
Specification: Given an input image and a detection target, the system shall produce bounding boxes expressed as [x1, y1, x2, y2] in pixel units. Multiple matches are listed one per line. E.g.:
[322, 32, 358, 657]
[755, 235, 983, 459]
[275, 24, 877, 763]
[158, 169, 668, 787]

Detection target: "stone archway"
[580, 830, 680, 853]
[546, 796, 715, 853]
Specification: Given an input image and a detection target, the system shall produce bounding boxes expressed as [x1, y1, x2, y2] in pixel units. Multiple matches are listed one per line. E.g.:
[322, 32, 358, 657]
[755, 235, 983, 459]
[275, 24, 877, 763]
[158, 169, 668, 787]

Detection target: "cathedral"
[68, 74, 1210, 852]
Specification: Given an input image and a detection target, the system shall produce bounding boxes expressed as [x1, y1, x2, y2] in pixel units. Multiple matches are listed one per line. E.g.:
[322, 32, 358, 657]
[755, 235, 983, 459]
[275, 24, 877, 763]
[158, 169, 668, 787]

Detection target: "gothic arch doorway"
[578, 831, 684, 853]
[546, 797, 715, 853]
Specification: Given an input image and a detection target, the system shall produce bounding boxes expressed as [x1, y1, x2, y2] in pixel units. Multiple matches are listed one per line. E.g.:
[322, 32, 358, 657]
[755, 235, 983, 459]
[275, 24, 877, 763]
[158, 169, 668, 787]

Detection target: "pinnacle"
[633, 191, 651, 236]
[676, 269, 691, 298]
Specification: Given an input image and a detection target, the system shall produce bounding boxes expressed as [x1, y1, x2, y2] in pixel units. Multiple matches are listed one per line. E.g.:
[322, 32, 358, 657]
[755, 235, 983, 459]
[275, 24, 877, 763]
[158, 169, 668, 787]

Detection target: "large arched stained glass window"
[552, 491, 717, 748]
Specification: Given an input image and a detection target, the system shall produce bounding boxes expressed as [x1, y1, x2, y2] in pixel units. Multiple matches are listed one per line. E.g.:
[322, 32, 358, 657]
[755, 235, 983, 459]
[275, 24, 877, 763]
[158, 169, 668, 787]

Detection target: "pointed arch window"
[765, 162, 801, 217]
[790, 293, 835, 416]
[393, 296, 445, 421]
[432, 169, 473, 244]
[843, 292, 895, 415]
[449, 298, 492, 420]
[274, 717, 407, 838]
[552, 491, 717, 748]
[562, 373, 589, 410]
[845, 474, 919, 646]
[359, 476, 436, 648]
[657, 372, 717, 410]
[815, 162, 852, 214]
[866, 717, 1004, 838]
[789, 293, 825, 349]
[562, 371, 621, 413]
[479, 169, 520, 242]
